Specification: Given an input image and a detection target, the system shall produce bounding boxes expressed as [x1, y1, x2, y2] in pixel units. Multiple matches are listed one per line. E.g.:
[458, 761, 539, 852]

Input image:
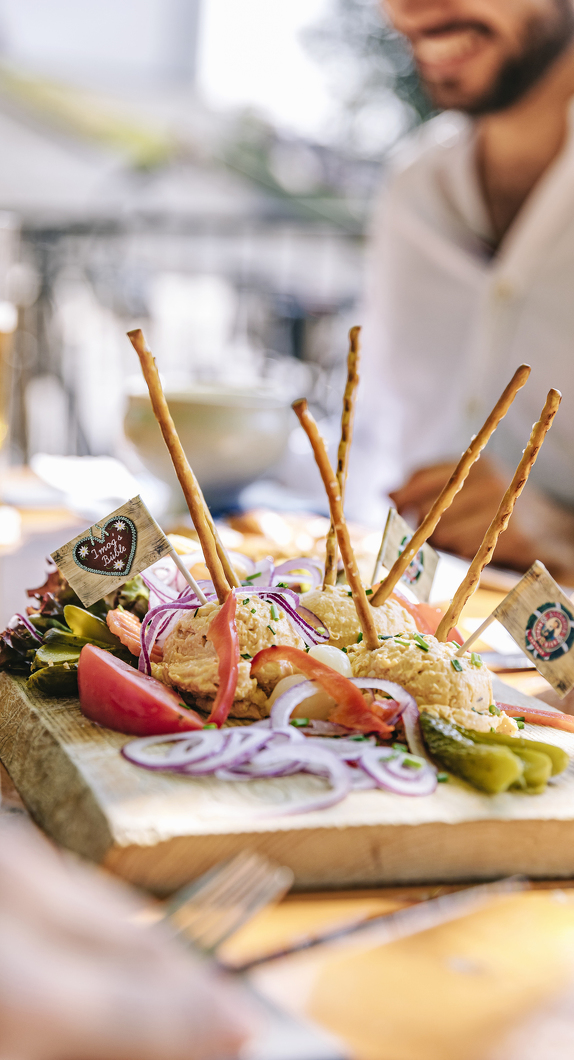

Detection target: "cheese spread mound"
[300, 584, 417, 649]
[160, 595, 305, 720]
[421, 703, 518, 735]
[348, 633, 493, 713]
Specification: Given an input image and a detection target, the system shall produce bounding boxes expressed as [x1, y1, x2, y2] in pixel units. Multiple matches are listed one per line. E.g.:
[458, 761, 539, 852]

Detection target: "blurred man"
[361, 0, 574, 582]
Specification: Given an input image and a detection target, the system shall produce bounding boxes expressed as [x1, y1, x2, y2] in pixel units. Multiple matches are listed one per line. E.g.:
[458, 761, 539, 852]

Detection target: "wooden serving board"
[2, 673, 574, 895]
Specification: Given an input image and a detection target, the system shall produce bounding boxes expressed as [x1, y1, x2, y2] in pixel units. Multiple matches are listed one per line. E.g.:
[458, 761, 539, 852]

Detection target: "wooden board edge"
[103, 816, 574, 896]
[0, 673, 114, 862]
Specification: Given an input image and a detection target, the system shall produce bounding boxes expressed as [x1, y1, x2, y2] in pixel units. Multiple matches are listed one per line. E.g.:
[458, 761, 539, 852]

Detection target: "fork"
[162, 850, 294, 955]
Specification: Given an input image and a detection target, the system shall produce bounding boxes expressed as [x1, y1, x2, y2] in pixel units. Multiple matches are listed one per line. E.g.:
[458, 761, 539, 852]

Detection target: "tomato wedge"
[497, 702, 574, 733]
[206, 592, 240, 728]
[78, 644, 202, 735]
[251, 645, 393, 735]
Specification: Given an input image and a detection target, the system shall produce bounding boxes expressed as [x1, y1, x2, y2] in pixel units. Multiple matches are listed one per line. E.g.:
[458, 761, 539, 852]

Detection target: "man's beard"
[427, 1, 574, 115]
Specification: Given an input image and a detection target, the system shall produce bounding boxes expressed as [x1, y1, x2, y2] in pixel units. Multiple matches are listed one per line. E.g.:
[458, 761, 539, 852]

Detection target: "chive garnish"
[341, 646, 348, 653]
[413, 633, 429, 652]
[437, 772, 449, 783]
[349, 734, 368, 741]
[270, 603, 279, 621]
[392, 742, 408, 752]
[488, 704, 501, 716]
[203, 723, 217, 729]
[366, 588, 373, 595]
[277, 582, 288, 588]
[245, 572, 261, 582]
[451, 658, 463, 672]
[290, 718, 309, 727]
[515, 716, 526, 729]
[470, 652, 482, 668]
[347, 591, 353, 597]
[242, 598, 249, 605]
[240, 653, 252, 660]
[250, 608, 256, 614]
[357, 632, 363, 643]
[379, 634, 393, 640]
[403, 756, 423, 769]
[267, 625, 276, 635]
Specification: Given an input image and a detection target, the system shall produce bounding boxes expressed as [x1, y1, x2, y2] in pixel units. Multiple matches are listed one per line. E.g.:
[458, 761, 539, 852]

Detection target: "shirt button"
[492, 278, 514, 300]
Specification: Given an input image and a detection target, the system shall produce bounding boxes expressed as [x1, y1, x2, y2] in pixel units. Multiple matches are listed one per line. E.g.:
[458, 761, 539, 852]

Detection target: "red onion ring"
[360, 746, 437, 796]
[15, 613, 43, 642]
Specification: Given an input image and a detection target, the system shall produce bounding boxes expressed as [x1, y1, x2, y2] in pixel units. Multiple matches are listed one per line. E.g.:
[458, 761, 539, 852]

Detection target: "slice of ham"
[107, 609, 163, 663]
[497, 702, 574, 733]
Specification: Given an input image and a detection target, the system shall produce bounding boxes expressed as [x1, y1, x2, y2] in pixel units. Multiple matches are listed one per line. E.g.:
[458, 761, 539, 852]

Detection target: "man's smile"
[412, 23, 493, 80]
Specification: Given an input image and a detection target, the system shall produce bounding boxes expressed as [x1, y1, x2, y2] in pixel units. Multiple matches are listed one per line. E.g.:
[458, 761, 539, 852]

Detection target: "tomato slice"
[251, 645, 393, 735]
[77, 644, 202, 735]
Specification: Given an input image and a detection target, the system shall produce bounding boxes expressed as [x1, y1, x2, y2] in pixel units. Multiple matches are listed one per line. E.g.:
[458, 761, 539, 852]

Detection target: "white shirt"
[348, 106, 574, 522]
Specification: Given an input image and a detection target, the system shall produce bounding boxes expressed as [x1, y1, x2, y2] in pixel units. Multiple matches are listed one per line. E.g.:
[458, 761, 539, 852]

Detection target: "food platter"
[1, 329, 573, 899]
[2, 671, 574, 895]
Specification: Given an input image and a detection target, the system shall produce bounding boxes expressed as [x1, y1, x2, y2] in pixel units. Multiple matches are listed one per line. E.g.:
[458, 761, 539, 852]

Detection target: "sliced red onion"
[181, 729, 276, 775]
[123, 722, 436, 809]
[349, 769, 378, 790]
[15, 613, 43, 642]
[246, 587, 329, 645]
[270, 680, 320, 730]
[360, 746, 437, 796]
[121, 729, 226, 770]
[254, 744, 352, 815]
[273, 558, 323, 590]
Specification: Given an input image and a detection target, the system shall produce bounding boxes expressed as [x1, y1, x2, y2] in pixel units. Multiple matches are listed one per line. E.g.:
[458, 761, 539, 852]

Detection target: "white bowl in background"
[124, 383, 291, 512]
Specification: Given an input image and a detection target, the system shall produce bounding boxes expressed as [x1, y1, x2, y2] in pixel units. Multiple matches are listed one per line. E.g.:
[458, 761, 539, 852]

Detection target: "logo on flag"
[51, 496, 173, 608]
[525, 602, 574, 661]
[373, 510, 438, 603]
[491, 561, 574, 696]
[399, 535, 424, 585]
[73, 517, 138, 577]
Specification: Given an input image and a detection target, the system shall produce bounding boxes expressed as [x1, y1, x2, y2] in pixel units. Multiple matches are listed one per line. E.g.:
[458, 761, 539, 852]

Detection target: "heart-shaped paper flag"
[73, 516, 137, 577]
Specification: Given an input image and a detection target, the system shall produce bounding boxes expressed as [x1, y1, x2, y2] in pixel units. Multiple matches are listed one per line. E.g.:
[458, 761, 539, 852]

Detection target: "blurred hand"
[0, 822, 255, 1060]
[390, 455, 574, 585]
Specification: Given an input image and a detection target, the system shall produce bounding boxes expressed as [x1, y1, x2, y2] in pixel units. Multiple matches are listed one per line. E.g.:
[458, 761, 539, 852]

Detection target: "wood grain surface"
[2, 673, 574, 895]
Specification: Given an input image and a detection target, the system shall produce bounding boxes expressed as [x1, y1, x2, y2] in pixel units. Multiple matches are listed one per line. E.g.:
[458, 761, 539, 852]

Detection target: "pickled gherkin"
[421, 713, 569, 794]
[420, 713, 523, 793]
[63, 605, 120, 646]
[459, 727, 568, 777]
[28, 662, 78, 696]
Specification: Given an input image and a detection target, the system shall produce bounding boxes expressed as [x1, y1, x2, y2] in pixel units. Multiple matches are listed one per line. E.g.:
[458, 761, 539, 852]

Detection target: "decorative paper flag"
[373, 509, 439, 603]
[51, 496, 174, 608]
[493, 560, 574, 696]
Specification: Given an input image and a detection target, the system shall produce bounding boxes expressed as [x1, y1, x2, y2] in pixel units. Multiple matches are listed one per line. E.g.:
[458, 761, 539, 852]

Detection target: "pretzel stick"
[370, 363, 531, 607]
[435, 388, 561, 642]
[293, 399, 379, 650]
[323, 326, 361, 587]
[127, 329, 231, 604]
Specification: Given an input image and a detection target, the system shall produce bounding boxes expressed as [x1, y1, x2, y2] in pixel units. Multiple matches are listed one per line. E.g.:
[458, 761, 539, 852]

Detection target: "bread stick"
[435, 388, 561, 642]
[323, 326, 361, 587]
[371, 363, 531, 607]
[292, 398, 379, 650]
[127, 329, 231, 604]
